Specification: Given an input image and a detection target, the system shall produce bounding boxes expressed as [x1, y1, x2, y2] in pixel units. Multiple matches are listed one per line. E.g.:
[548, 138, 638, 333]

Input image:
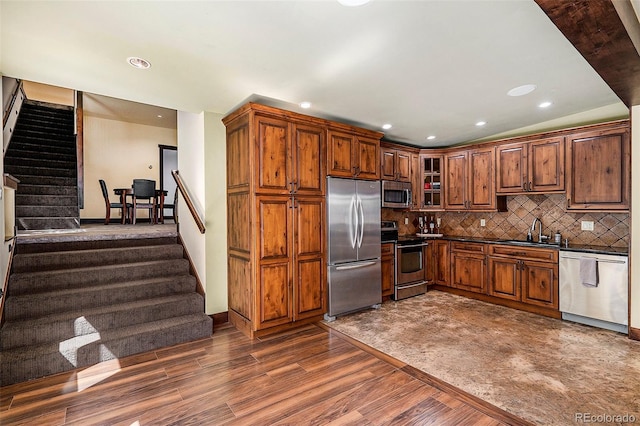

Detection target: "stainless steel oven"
[395, 237, 428, 300]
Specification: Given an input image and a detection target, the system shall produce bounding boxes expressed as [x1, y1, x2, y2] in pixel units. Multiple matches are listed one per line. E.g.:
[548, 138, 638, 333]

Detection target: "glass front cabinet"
[419, 153, 444, 210]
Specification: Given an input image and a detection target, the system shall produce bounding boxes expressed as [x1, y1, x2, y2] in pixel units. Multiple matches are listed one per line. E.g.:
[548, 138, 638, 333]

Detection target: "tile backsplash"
[382, 194, 628, 248]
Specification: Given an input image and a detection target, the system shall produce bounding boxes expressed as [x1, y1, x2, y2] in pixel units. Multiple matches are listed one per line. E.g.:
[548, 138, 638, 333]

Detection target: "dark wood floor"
[0, 323, 529, 425]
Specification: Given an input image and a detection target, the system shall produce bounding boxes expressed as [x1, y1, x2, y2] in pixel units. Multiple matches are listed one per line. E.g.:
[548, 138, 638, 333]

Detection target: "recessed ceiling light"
[382, 123, 392, 130]
[299, 101, 311, 109]
[538, 101, 552, 108]
[337, 0, 370, 6]
[507, 84, 536, 97]
[127, 57, 151, 69]
[157, 115, 163, 118]
[476, 121, 487, 127]
[427, 135, 436, 140]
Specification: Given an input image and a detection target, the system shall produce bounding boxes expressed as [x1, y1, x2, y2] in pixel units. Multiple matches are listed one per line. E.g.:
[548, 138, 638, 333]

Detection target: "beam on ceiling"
[535, 0, 640, 107]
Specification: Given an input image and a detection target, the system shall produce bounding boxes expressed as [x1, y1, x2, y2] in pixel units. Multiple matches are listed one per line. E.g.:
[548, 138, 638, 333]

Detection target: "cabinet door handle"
[528, 182, 532, 191]
[567, 197, 571, 207]
[523, 182, 527, 191]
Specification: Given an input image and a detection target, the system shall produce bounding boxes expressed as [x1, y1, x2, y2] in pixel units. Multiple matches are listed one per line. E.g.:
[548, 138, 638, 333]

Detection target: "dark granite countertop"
[397, 234, 628, 256]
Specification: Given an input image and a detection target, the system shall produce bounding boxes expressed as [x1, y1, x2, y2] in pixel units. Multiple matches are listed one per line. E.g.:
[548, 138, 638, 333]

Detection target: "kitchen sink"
[498, 239, 559, 248]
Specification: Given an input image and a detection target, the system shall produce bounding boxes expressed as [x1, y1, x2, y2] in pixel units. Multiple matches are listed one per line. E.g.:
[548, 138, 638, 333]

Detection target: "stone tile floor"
[325, 291, 640, 425]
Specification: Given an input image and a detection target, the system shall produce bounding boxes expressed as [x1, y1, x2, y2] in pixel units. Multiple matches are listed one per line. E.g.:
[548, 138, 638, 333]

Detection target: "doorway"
[159, 145, 178, 221]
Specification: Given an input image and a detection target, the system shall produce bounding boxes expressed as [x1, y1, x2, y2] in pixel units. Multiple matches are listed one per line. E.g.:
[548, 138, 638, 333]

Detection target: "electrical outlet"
[404, 217, 409, 225]
[480, 219, 486, 227]
[581, 220, 594, 231]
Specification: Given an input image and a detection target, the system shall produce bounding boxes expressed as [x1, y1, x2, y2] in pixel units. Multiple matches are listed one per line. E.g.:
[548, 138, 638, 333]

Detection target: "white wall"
[204, 112, 227, 314]
[631, 105, 639, 330]
[176, 111, 208, 311]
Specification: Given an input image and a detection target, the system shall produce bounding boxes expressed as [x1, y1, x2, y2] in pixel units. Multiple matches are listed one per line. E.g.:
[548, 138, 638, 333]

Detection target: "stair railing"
[2, 79, 26, 154]
[171, 170, 205, 234]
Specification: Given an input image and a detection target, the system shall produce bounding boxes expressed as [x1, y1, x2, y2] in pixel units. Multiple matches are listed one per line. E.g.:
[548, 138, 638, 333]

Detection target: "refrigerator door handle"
[335, 261, 377, 271]
[356, 195, 364, 248]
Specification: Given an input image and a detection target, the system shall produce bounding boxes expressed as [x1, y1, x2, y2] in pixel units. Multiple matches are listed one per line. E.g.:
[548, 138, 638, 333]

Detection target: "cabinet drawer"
[381, 242, 395, 257]
[489, 244, 558, 263]
[450, 241, 485, 254]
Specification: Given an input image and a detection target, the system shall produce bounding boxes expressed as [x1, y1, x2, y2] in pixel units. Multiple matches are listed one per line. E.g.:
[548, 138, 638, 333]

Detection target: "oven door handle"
[397, 280, 427, 289]
[398, 243, 428, 249]
[335, 261, 377, 271]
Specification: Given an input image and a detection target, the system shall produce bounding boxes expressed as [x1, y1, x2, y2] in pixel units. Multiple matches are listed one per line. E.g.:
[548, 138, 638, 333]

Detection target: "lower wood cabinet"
[488, 245, 558, 309]
[450, 242, 486, 293]
[427, 240, 450, 285]
[381, 242, 395, 297]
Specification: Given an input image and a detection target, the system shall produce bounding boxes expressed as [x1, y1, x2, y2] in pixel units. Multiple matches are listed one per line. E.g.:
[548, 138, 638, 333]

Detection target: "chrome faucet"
[531, 217, 550, 243]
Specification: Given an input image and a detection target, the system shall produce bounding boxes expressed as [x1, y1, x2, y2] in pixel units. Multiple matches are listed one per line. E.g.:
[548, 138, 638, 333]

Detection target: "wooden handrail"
[3, 79, 26, 153]
[172, 170, 205, 234]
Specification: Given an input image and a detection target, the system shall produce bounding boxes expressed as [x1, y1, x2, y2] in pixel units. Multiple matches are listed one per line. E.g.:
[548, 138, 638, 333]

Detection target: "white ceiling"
[0, 0, 630, 147]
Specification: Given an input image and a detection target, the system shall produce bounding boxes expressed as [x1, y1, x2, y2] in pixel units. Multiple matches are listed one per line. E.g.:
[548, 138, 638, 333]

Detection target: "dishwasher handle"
[560, 255, 627, 265]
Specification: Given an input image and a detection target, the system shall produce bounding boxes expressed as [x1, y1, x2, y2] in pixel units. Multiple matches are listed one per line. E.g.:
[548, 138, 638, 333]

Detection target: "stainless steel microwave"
[381, 180, 412, 208]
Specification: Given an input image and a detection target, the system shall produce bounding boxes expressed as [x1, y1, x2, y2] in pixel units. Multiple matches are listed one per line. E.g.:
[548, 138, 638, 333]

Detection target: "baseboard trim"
[211, 311, 229, 331]
[629, 327, 640, 341]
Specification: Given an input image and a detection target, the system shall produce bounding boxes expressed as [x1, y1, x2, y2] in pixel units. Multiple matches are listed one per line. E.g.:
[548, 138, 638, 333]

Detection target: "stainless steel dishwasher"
[559, 251, 628, 333]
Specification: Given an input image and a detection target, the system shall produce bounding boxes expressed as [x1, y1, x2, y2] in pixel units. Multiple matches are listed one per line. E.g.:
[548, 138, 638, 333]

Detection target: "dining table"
[113, 187, 167, 224]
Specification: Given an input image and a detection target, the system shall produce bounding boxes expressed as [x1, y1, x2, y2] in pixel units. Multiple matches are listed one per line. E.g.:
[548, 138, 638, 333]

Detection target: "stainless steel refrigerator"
[325, 177, 382, 320]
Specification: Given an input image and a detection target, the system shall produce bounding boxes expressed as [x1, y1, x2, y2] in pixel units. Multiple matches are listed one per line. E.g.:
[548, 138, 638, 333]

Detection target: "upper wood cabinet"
[566, 124, 630, 211]
[444, 147, 497, 211]
[496, 136, 564, 194]
[255, 115, 325, 196]
[328, 130, 380, 180]
[418, 154, 444, 211]
[381, 145, 411, 182]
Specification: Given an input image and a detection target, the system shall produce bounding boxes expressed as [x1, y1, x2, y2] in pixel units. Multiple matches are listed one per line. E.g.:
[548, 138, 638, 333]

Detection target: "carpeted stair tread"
[0, 293, 205, 350]
[9, 175, 76, 186]
[16, 236, 178, 254]
[12, 244, 184, 272]
[5, 156, 77, 169]
[16, 205, 79, 217]
[16, 218, 80, 230]
[16, 194, 79, 207]
[3, 148, 76, 162]
[9, 258, 190, 295]
[0, 313, 212, 385]
[12, 184, 78, 196]
[6, 141, 76, 156]
[4, 275, 197, 321]
[6, 165, 76, 178]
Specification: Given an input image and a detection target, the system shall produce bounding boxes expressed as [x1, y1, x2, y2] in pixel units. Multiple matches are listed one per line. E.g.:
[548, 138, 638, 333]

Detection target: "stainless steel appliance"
[325, 177, 382, 320]
[395, 236, 428, 300]
[559, 251, 628, 333]
[381, 180, 412, 208]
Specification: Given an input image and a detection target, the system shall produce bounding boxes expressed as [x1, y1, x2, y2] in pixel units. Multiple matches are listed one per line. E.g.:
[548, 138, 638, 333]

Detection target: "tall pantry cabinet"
[224, 103, 327, 338]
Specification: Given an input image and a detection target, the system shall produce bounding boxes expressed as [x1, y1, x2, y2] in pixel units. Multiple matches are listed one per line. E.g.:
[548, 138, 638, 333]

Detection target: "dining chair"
[157, 187, 178, 224]
[99, 179, 130, 224]
[131, 179, 157, 224]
